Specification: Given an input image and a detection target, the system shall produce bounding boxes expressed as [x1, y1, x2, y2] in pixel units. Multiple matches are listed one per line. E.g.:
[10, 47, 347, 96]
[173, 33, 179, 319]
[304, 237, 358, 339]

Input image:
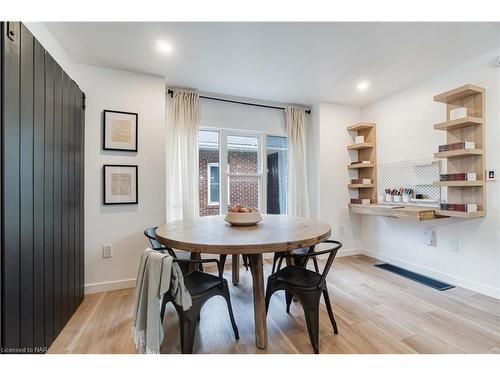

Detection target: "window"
[198, 129, 287, 216]
[207, 163, 220, 205]
[266, 136, 288, 214]
[199, 130, 220, 216]
[227, 134, 260, 210]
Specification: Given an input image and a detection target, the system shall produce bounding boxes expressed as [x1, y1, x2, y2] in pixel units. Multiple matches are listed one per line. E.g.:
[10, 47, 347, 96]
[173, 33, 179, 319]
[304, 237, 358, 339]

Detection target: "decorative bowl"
[224, 211, 263, 226]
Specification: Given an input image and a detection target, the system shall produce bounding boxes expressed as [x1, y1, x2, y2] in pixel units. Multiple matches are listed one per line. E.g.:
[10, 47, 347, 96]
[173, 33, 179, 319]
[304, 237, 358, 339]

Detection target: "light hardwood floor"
[48, 255, 500, 354]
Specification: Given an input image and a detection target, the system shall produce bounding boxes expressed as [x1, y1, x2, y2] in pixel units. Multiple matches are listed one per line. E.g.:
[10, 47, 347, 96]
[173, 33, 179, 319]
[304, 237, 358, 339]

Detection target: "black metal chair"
[160, 253, 239, 354]
[265, 239, 342, 354]
[144, 227, 202, 274]
[271, 247, 320, 274]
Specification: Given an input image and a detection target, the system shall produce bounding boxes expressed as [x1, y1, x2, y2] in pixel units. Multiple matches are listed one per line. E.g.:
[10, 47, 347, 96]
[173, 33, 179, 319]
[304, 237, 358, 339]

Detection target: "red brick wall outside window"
[199, 149, 259, 216]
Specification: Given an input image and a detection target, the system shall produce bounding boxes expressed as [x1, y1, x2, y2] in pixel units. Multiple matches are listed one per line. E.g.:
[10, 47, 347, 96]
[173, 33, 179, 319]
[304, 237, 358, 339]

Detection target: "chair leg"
[222, 282, 240, 340]
[242, 254, 250, 271]
[265, 281, 275, 314]
[219, 254, 227, 270]
[285, 291, 293, 314]
[179, 317, 197, 354]
[302, 294, 321, 354]
[272, 252, 284, 274]
[322, 289, 338, 334]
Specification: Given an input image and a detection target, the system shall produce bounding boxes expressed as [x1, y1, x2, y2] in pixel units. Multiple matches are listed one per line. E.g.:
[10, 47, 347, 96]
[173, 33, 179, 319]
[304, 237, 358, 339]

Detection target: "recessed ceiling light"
[156, 39, 173, 54]
[357, 80, 370, 92]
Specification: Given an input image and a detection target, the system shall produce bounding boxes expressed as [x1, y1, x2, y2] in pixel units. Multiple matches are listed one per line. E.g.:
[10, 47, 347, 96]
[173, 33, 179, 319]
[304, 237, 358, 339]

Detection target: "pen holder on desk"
[384, 193, 392, 202]
[393, 195, 401, 203]
[402, 195, 410, 204]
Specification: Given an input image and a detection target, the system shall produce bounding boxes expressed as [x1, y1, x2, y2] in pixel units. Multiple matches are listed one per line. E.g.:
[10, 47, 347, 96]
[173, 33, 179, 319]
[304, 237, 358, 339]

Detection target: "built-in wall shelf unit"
[433, 209, 485, 219]
[348, 204, 442, 221]
[432, 84, 486, 219]
[347, 142, 375, 150]
[434, 181, 484, 187]
[434, 149, 484, 158]
[348, 183, 375, 189]
[347, 122, 377, 205]
[433, 116, 483, 131]
[346, 122, 376, 132]
[347, 163, 376, 169]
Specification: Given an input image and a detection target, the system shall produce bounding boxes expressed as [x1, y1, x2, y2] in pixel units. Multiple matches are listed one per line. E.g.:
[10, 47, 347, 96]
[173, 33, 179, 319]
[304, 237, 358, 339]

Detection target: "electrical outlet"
[423, 229, 435, 246]
[447, 240, 459, 253]
[103, 245, 113, 258]
[486, 169, 496, 181]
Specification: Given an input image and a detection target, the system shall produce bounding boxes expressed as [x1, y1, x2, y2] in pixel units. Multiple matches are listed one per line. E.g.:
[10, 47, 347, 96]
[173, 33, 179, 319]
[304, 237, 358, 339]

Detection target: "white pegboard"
[378, 159, 443, 207]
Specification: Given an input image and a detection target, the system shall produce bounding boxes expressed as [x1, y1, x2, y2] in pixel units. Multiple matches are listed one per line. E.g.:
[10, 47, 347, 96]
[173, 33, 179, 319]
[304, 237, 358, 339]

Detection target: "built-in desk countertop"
[348, 204, 446, 221]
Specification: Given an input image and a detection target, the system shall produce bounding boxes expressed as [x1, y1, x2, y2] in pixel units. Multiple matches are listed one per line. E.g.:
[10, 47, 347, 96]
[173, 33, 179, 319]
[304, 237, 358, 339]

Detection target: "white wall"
[318, 103, 363, 255]
[80, 66, 166, 293]
[360, 49, 500, 298]
[27, 23, 168, 294]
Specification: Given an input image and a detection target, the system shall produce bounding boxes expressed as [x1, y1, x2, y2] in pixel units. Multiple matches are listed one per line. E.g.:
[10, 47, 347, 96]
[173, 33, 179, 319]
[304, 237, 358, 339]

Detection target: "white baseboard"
[362, 249, 499, 299]
[337, 248, 362, 257]
[85, 278, 136, 295]
[84, 250, 363, 295]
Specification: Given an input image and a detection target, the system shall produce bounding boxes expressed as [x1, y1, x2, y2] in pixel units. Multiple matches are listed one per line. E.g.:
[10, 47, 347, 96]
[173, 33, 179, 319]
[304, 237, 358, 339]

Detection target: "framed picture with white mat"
[103, 164, 138, 205]
[103, 110, 138, 151]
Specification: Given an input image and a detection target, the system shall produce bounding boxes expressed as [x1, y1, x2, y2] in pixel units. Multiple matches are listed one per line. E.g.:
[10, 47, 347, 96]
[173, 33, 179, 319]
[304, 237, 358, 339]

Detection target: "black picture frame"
[103, 109, 138, 152]
[103, 164, 138, 205]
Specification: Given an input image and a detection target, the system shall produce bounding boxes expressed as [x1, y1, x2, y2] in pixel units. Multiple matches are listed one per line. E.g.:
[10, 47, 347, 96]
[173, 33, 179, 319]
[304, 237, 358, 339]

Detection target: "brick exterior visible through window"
[199, 148, 259, 216]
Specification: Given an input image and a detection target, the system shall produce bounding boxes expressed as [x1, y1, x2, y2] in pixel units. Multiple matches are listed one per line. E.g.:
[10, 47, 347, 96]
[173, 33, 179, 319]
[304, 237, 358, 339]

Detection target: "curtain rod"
[167, 89, 311, 115]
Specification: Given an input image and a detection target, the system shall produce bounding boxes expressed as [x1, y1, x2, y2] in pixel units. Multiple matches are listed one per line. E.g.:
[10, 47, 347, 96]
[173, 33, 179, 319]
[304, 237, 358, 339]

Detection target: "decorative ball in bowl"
[224, 205, 262, 226]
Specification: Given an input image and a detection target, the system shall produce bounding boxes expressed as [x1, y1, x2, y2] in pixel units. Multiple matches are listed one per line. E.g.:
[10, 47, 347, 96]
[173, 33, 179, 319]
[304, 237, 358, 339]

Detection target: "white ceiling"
[46, 22, 499, 107]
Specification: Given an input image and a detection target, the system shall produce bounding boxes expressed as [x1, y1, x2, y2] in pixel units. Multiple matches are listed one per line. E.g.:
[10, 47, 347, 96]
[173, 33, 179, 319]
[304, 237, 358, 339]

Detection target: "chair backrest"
[315, 240, 342, 285]
[144, 227, 166, 252]
[277, 239, 342, 286]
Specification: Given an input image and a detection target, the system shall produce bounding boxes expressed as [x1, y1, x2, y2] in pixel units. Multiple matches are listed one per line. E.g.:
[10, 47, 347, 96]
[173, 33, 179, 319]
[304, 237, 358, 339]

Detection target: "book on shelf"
[354, 135, 365, 144]
[438, 141, 475, 152]
[350, 160, 371, 165]
[440, 173, 477, 181]
[350, 178, 371, 184]
[440, 203, 478, 213]
[351, 198, 371, 205]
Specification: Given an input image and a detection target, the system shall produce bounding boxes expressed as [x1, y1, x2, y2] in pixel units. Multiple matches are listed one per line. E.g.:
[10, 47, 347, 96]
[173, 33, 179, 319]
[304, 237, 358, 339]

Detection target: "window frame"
[199, 126, 288, 215]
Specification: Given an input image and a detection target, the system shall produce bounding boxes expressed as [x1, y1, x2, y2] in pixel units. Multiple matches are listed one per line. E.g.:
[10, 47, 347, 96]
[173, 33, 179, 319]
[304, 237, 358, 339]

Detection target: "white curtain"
[285, 106, 310, 217]
[166, 89, 199, 222]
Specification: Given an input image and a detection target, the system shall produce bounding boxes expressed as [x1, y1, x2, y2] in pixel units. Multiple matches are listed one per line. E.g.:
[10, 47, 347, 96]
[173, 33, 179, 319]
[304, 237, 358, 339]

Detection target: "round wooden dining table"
[155, 214, 331, 350]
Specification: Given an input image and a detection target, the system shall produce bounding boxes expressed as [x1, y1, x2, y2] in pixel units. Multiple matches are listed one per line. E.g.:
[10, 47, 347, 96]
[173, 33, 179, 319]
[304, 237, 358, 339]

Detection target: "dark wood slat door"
[61, 72, 70, 325]
[44, 52, 55, 346]
[2, 21, 21, 350]
[53, 61, 63, 336]
[68, 80, 75, 315]
[19, 23, 35, 349]
[33, 37, 46, 348]
[1, 22, 85, 353]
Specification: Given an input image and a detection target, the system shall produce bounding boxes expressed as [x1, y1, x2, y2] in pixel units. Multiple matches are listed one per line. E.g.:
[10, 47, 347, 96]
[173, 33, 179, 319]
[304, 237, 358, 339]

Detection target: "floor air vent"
[375, 263, 454, 291]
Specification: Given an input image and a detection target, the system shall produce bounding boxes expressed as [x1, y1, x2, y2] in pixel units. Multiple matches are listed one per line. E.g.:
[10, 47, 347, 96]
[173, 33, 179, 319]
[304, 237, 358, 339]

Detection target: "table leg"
[248, 253, 268, 350]
[232, 254, 240, 285]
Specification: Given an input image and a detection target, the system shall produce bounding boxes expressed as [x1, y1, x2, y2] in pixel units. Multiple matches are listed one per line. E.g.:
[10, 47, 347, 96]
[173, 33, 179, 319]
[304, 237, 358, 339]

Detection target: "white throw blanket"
[132, 248, 192, 354]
